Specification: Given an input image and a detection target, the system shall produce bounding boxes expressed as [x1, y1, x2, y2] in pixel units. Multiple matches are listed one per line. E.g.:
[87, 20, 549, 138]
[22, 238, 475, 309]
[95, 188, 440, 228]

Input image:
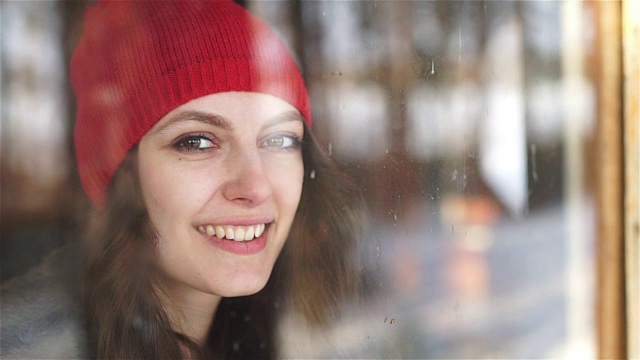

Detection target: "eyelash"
[172, 133, 217, 152]
[171, 133, 302, 153]
[260, 134, 302, 150]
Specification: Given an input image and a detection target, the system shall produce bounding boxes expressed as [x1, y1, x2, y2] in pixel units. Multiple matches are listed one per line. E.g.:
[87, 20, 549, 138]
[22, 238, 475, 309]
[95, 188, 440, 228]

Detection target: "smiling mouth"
[198, 223, 268, 242]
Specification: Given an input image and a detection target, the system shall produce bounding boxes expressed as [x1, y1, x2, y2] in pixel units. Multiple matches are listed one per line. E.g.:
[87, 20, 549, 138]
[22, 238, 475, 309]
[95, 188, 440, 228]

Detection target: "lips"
[198, 223, 267, 242]
[198, 223, 270, 255]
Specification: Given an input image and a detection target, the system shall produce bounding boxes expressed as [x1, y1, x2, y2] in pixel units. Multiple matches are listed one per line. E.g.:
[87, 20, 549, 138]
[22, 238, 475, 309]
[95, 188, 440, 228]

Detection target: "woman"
[1, 1, 362, 358]
[75, 0, 364, 358]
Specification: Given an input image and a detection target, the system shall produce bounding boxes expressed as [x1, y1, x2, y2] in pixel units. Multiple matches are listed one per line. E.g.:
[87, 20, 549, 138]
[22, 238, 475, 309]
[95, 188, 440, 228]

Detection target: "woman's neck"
[155, 280, 222, 349]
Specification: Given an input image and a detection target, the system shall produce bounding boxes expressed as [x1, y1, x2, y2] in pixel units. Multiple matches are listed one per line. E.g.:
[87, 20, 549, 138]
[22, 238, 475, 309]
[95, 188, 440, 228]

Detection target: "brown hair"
[83, 124, 364, 358]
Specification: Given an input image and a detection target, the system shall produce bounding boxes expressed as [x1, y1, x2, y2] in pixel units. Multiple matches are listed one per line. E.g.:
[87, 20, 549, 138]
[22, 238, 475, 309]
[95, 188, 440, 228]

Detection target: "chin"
[213, 274, 270, 298]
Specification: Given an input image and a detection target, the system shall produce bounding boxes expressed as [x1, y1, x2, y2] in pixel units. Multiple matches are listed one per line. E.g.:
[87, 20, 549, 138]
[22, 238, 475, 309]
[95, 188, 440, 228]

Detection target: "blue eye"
[261, 134, 301, 150]
[173, 134, 216, 151]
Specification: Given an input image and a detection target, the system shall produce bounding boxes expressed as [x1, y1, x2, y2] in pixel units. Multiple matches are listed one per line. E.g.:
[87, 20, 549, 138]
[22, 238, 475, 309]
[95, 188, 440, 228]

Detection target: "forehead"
[169, 92, 299, 123]
[147, 91, 304, 136]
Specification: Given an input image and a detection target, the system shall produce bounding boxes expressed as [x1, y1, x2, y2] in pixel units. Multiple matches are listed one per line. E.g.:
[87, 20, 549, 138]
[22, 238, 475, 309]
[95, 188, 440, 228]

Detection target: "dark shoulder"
[1, 244, 89, 358]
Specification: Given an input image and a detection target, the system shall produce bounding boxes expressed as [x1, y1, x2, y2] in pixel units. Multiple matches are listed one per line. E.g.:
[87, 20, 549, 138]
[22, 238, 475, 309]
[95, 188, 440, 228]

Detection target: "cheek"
[139, 159, 213, 226]
[268, 157, 304, 215]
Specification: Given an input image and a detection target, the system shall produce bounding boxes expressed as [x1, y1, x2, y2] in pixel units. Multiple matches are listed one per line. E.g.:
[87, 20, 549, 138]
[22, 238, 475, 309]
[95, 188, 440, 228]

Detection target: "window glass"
[1, 1, 600, 358]
[251, 1, 596, 358]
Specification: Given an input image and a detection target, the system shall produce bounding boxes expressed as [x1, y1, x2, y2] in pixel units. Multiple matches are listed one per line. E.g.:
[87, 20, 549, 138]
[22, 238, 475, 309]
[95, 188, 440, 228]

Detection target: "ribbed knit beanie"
[71, 0, 310, 206]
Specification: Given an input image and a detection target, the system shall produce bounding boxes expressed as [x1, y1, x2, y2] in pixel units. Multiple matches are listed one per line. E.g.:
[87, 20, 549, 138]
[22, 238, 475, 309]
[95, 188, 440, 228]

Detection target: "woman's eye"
[173, 135, 216, 151]
[261, 134, 301, 150]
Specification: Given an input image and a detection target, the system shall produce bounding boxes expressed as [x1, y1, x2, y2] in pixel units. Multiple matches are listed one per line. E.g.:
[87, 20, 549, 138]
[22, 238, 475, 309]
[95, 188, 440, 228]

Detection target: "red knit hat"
[71, 0, 311, 206]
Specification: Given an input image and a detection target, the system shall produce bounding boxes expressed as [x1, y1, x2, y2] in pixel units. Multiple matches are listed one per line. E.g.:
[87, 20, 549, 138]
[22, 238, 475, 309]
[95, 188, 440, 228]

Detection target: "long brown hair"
[83, 124, 364, 358]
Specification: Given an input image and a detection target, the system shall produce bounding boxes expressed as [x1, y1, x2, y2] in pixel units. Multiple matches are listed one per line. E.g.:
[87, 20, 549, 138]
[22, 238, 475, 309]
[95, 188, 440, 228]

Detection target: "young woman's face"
[138, 92, 304, 298]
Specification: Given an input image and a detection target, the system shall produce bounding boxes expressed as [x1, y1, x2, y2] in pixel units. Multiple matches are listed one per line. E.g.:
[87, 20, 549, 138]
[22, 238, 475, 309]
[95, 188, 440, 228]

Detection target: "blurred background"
[1, 1, 635, 358]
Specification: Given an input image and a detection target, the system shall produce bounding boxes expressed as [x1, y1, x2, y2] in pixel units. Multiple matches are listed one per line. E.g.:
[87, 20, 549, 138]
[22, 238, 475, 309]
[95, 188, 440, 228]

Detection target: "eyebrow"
[261, 110, 305, 131]
[154, 110, 233, 134]
[154, 109, 304, 135]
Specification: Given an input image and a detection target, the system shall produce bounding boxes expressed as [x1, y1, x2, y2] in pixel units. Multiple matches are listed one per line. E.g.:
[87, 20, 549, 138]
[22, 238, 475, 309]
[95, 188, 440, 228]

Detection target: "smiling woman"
[0, 1, 363, 359]
[137, 92, 305, 346]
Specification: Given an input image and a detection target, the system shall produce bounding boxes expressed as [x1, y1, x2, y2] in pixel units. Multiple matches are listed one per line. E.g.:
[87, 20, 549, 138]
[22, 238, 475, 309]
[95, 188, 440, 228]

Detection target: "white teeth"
[215, 226, 225, 239]
[244, 227, 254, 241]
[234, 228, 245, 242]
[200, 224, 267, 241]
[226, 226, 235, 240]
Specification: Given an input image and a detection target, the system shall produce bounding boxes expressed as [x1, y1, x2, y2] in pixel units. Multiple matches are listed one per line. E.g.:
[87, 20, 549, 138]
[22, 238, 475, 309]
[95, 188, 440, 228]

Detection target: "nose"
[221, 150, 272, 206]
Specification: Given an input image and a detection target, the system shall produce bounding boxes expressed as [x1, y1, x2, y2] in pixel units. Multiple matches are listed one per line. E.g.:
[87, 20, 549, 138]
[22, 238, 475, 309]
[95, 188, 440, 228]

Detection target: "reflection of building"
[254, 1, 578, 219]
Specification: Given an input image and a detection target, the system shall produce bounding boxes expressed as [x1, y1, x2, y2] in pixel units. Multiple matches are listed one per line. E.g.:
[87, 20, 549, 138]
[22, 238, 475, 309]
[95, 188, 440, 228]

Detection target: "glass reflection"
[1, 1, 598, 358]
